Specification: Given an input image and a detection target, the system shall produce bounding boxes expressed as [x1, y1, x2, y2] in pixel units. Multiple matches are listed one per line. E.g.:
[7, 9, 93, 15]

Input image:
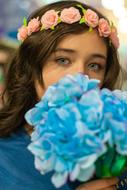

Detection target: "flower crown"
[17, 4, 120, 49]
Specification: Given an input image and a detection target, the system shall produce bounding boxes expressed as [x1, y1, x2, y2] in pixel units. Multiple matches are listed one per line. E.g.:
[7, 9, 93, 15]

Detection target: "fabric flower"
[79, 89, 104, 133]
[113, 90, 127, 103]
[25, 74, 107, 187]
[26, 103, 106, 188]
[25, 73, 127, 188]
[84, 9, 99, 28]
[17, 6, 120, 49]
[60, 7, 81, 24]
[101, 88, 127, 154]
[110, 26, 120, 49]
[41, 10, 59, 29]
[27, 17, 40, 35]
[17, 26, 28, 41]
[98, 18, 111, 37]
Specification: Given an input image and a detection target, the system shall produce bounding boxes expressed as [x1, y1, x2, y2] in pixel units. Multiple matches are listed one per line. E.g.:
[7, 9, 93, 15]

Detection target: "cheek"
[43, 67, 71, 89]
[36, 66, 74, 99]
[43, 73, 61, 89]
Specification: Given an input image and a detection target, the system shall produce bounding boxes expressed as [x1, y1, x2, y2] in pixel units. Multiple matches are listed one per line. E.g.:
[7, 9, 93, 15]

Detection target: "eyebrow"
[54, 48, 75, 53]
[54, 48, 107, 60]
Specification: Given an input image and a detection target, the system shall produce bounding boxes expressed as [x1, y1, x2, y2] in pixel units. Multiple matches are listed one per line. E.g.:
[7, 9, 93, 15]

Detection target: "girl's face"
[35, 30, 107, 99]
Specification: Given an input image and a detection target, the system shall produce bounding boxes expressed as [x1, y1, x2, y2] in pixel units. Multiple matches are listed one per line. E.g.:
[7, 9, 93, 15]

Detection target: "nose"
[71, 61, 85, 75]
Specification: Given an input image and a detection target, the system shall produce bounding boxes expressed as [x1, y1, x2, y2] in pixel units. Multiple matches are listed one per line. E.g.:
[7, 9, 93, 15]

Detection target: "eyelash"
[54, 57, 105, 72]
[88, 63, 104, 72]
[55, 57, 71, 66]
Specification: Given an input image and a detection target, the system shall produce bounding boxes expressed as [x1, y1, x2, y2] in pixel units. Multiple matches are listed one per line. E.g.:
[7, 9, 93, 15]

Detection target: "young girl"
[0, 1, 123, 189]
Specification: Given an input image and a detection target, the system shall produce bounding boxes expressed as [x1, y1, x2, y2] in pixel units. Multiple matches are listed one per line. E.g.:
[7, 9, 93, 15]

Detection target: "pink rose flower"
[84, 9, 99, 28]
[98, 18, 111, 37]
[41, 10, 59, 29]
[17, 26, 28, 41]
[27, 17, 40, 35]
[60, 7, 81, 24]
[110, 27, 120, 49]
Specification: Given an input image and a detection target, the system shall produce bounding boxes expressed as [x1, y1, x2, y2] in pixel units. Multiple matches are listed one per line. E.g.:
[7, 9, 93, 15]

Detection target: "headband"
[17, 4, 120, 49]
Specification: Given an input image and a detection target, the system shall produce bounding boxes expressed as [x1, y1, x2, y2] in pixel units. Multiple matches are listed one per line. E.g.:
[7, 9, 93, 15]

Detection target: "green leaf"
[76, 4, 87, 14]
[111, 154, 127, 176]
[89, 27, 93, 32]
[51, 26, 55, 30]
[96, 147, 127, 178]
[23, 17, 27, 26]
[58, 17, 62, 24]
[40, 26, 44, 31]
[95, 146, 115, 178]
[79, 17, 85, 24]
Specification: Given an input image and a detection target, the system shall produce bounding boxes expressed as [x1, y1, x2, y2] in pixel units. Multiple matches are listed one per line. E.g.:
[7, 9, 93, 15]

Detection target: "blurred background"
[0, 0, 127, 106]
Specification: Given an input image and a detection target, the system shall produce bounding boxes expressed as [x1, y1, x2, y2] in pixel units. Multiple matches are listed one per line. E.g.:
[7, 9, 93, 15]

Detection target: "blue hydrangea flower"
[26, 105, 106, 188]
[25, 73, 127, 188]
[101, 88, 127, 155]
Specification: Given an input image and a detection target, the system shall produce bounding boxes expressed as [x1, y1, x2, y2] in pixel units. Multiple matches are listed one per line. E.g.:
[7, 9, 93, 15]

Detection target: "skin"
[76, 178, 118, 190]
[33, 30, 118, 189]
[35, 30, 107, 98]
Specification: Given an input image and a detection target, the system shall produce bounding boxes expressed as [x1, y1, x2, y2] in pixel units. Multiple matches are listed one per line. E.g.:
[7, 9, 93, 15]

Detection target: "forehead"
[56, 30, 107, 56]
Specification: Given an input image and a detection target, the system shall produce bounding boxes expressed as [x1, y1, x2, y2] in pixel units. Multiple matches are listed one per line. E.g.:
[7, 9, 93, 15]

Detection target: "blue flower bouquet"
[25, 73, 127, 188]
